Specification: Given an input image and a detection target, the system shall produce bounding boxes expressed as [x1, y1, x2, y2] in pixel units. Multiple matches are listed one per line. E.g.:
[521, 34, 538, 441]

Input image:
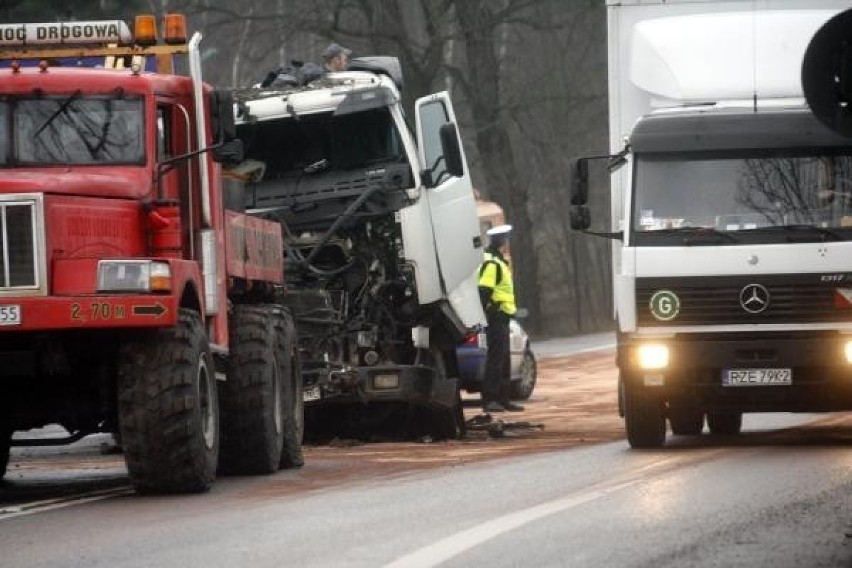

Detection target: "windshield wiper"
[34, 90, 81, 137]
[744, 224, 844, 242]
[643, 226, 740, 245]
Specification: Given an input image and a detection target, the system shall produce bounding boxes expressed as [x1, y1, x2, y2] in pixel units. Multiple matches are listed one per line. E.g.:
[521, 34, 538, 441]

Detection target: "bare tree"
[449, 0, 542, 329]
[181, 0, 611, 336]
[496, 1, 610, 335]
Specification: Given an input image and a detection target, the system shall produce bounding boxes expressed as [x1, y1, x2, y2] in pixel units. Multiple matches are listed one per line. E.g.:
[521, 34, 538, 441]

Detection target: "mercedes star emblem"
[739, 283, 770, 314]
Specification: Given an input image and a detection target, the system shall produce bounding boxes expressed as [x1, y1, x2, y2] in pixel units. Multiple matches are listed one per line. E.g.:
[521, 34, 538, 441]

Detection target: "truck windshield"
[633, 150, 852, 245]
[0, 96, 144, 166]
[239, 107, 406, 178]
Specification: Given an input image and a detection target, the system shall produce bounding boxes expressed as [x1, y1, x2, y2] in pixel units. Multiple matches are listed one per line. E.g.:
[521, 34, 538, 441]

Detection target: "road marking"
[384, 456, 687, 568]
[0, 486, 133, 520]
[385, 478, 639, 568]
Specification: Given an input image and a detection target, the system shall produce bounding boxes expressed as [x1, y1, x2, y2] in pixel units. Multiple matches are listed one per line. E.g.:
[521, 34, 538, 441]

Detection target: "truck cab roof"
[234, 70, 400, 122]
[0, 65, 195, 98]
[630, 105, 852, 153]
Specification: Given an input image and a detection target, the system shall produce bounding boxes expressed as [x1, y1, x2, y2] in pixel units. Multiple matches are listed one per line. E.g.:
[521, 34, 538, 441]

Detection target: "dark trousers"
[483, 312, 510, 404]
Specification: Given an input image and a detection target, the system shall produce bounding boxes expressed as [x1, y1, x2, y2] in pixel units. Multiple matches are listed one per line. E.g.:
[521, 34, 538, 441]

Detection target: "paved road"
[2, 412, 850, 567]
[3, 333, 852, 567]
[531, 331, 615, 358]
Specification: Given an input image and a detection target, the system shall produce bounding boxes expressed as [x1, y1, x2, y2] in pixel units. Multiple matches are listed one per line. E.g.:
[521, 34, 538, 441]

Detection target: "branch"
[442, 63, 474, 104]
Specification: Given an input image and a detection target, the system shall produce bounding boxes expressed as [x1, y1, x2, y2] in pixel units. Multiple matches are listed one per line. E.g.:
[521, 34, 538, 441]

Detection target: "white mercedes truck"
[572, 0, 852, 447]
[231, 59, 485, 439]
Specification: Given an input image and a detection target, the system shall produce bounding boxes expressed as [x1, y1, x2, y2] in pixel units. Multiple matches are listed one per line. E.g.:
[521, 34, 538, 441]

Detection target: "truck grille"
[0, 197, 43, 292]
[636, 275, 852, 326]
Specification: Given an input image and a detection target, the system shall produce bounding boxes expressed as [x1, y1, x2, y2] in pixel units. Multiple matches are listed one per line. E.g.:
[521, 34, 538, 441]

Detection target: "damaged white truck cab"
[232, 59, 485, 438]
[572, 0, 852, 448]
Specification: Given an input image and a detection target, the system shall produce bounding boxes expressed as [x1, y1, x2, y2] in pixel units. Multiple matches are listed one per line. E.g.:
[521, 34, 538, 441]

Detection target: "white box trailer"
[573, 0, 852, 447]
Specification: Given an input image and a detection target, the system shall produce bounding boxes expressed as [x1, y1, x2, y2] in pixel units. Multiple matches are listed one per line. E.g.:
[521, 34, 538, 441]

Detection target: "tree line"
[0, 0, 613, 338]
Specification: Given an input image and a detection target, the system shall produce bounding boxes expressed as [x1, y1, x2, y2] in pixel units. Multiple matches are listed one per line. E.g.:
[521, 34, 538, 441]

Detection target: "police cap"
[486, 224, 512, 247]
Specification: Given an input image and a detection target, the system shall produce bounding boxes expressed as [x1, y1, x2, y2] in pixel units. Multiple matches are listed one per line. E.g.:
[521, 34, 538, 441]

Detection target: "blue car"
[457, 319, 537, 400]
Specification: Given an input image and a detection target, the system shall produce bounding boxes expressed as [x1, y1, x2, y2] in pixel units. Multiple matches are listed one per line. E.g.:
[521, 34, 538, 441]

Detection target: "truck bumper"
[0, 294, 179, 331]
[619, 332, 852, 412]
[304, 364, 459, 410]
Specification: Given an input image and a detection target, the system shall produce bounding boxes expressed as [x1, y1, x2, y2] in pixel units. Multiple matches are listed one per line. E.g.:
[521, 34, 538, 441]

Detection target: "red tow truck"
[0, 14, 303, 493]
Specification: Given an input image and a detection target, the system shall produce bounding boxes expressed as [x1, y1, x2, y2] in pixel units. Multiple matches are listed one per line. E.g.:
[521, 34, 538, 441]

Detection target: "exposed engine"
[280, 215, 420, 390]
[233, 92, 424, 395]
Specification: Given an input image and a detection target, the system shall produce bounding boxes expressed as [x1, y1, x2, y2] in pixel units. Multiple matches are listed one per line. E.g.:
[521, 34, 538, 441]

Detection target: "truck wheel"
[118, 309, 219, 494]
[432, 348, 466, 440]
[623, 379, 666, 448]
[0, 427, 11, 480]
[707, 411, 742, 435]
[510, 348, 537, 400]
[669, 405, 704, 436]
[448, 386, 467, 439]
[276, 311, 304, 469]
[409, 348, 465, 440]
[219, 306, 284, 475]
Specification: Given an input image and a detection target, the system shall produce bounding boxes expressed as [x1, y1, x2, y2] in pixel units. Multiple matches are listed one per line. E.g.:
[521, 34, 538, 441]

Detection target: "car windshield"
[0, 95, 144, 166]
[632, 150, 852, 245]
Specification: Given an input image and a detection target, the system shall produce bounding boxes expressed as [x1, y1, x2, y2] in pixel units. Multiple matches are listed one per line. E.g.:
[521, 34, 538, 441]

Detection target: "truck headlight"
[97, 260, 171, 292]
[844, 341, 852, 364]
[637, 344, 669, 370]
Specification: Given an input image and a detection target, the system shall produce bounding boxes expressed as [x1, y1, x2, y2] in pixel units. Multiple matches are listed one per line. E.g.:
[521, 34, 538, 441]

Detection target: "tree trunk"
[454, 0, 542, 331]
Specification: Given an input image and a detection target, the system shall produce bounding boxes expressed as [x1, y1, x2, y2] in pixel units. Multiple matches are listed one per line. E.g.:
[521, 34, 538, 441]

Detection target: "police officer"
[478, 224, 523, 413]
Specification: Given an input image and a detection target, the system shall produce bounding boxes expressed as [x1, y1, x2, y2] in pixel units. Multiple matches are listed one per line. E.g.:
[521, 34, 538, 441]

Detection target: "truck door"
[156, 101, 193, 258]
[414, 92, 486, 327]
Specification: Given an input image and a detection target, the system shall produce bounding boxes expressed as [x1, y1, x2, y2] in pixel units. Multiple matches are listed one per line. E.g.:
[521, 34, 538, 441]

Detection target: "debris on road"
[465, 413, 544, 438]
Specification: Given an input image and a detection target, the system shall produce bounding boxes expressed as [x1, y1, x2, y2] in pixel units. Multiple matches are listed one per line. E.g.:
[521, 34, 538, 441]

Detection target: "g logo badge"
[649, 290, 680, 321]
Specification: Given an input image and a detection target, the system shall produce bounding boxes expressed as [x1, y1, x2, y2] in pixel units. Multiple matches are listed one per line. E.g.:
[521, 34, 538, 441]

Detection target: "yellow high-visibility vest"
[478, 251, 517, 316]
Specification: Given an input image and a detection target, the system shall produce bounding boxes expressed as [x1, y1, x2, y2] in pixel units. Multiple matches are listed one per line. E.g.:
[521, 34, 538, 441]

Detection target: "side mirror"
[439, 122, 464, 178]
[570, 205, 591, 230]
[209, 89, 237, 145]
[570, 158, 589, 205]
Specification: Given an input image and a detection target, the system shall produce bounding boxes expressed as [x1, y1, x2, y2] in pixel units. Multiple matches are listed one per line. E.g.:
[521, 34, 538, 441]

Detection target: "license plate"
[303, 385, 321, 402]
[0, 304, 21, 325]
[722, 368, 792, 386]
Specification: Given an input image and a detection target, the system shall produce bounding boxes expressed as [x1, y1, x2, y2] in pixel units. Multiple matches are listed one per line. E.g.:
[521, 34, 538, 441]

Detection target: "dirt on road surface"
[249, 349, 625, 497]
[4, 349, 625, 497]
[318, 349, 622, 461]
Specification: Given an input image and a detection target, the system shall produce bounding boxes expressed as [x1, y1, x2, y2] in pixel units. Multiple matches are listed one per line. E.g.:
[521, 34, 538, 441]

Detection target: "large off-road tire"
[276, 310, 304, 469]
[117, 309, 219, 494]
[510, 348, 537, 400]
[669, 404, 704, 436]
[707, 411, 743, 435]
[218, 305, 285, 475]
[623, 378, 666, 448]
[0, 427, 11, 481]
